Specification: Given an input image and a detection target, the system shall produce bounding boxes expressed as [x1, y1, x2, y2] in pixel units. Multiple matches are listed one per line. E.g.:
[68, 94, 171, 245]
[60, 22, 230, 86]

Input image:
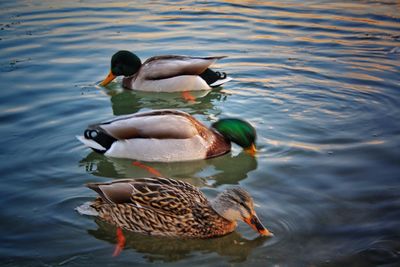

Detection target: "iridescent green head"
[110, 50, 141, 77]
[101, 51, 142, 86]
[212, 118, 257, 155]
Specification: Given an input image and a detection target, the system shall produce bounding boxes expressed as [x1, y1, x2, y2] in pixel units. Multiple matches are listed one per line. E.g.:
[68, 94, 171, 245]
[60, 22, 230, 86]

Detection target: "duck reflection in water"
[88, 210, 269, 263]
[79, 150, 257, 186]
[102, 85, 228, 116]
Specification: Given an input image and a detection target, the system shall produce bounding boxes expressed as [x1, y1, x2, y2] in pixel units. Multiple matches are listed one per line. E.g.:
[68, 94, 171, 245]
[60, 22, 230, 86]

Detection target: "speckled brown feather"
[87, 177, 236, 238]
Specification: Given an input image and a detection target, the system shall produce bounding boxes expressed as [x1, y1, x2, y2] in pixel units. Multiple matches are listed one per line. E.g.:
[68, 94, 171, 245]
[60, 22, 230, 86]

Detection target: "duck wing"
[87, 177, 208, 215]
[140, 55, 227, 80]
[89, 110, 200, 140]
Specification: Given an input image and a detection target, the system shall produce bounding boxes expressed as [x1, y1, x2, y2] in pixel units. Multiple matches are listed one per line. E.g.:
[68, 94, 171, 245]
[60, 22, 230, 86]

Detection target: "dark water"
[1, 0, 399, 266]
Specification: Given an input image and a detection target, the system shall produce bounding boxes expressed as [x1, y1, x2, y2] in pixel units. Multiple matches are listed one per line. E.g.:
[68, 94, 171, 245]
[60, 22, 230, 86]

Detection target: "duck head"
[211, 187, 273, 237]
[212, 118, 257, 156]
[101, 50, 142, 86]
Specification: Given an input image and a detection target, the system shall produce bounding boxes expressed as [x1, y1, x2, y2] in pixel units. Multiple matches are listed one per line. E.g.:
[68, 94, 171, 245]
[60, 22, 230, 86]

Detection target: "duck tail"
[76, 135, 107, 152]
[200, 68, 232, 87]
[76, 127, 117, 153]
[75, 201, 99, 216]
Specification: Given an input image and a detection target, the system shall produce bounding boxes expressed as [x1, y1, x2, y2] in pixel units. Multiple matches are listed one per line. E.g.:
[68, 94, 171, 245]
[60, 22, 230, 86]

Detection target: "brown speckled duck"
[76, 109, 257, 162]
[77, 177, 273, 238]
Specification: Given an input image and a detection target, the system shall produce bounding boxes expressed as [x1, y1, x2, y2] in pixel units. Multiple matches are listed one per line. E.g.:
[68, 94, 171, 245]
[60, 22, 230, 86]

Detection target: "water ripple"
[1, 1, 400, 266]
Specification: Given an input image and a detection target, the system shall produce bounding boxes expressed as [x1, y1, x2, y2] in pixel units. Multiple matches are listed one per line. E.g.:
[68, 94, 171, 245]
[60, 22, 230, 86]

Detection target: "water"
[1, 0, 399, 266]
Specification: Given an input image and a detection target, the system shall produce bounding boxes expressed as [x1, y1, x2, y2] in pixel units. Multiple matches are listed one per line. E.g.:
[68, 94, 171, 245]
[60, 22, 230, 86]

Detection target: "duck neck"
[122, 73, 138, 88]
[210, 195, 237, 223]
[210, 197, 225, 219]
[209, 199, 238, 236]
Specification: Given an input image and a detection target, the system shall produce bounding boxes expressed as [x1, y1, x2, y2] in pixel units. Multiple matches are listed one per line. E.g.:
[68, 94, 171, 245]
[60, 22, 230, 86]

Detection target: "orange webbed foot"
[112, 228, 126, 257]
[182, 91, 196, 103]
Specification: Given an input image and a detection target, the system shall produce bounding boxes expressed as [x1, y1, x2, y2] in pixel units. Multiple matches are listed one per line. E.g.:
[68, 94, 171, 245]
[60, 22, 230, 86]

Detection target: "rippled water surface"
[1, 1, 400, 266]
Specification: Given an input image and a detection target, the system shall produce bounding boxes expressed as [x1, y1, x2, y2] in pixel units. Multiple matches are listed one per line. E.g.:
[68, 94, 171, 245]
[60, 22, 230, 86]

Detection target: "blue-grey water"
[1, 1, 399, 266]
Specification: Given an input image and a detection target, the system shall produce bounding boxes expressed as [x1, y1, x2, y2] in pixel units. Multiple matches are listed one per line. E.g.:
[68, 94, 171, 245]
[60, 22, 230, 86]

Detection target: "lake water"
[1, 0, 399, 266]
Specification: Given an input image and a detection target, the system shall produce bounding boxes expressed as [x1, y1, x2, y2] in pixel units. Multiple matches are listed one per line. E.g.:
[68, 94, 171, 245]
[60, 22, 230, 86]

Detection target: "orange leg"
[182, 90, 196, 103]
[112, 228, 126, 257]
[132, 161, 162, 177]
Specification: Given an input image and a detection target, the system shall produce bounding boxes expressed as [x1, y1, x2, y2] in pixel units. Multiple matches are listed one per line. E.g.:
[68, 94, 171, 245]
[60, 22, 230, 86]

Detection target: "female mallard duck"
[100, 50, 232, 91]
[77, 109, 257, 162]
[77, 177, 273, 238]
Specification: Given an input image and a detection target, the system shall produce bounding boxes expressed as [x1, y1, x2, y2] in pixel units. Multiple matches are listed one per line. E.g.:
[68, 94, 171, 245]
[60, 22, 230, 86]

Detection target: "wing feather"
[87, 177, 208, 216]
[140, 55, 227, 80]
[92, 111, 199, 140]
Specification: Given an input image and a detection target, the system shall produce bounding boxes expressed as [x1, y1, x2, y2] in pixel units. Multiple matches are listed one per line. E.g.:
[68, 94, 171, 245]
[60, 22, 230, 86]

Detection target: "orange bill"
[244, 214, 273, 237]
[244, 143, 257, 156]
[100, 70, 116, 86]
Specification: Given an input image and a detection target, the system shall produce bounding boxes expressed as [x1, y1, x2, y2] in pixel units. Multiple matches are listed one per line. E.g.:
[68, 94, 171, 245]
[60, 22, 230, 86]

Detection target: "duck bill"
[244, 143, 257, 156]
[100, 70, 116, 86]
[244, 214, 273, 237]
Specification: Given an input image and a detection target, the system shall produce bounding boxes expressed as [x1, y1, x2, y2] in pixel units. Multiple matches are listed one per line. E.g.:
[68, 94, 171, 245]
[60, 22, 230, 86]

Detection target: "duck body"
[77, 177, 272, 238]
[77, 109, 256, 162]
[123, 72, 210, 92]
[101, 52, 232, 92]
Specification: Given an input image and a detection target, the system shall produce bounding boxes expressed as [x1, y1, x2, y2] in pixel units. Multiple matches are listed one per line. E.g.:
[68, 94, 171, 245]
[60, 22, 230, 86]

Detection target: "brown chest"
[205, 131, 231, 159]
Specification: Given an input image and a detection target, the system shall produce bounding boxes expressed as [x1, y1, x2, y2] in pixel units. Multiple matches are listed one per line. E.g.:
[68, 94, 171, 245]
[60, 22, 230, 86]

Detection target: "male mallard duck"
[77, 177, 273, 238]
[100, 50, 232, 91]
[76, 109, 257, 162]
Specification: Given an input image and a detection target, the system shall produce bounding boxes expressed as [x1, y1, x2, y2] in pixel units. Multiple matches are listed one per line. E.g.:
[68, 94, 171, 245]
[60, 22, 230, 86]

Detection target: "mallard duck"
[100, 50, 232, 91]
[76, 109, 257, 162]
[77, 177, 273, 238]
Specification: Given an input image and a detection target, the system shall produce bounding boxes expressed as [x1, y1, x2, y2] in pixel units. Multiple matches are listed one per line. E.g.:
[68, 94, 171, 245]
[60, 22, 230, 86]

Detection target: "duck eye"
[240, 201, 252, 215]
